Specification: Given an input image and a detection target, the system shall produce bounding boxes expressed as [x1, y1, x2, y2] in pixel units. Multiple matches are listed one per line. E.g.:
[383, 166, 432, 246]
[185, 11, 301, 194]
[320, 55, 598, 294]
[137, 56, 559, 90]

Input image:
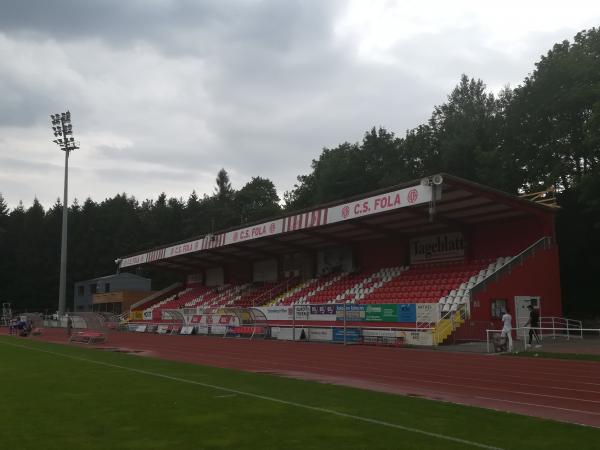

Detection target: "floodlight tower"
[50, 111, 79, 316]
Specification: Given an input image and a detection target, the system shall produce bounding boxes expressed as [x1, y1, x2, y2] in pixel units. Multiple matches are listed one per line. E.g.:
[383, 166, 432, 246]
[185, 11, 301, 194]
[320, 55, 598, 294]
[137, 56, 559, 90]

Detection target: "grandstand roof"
[117, 173, 557, 272]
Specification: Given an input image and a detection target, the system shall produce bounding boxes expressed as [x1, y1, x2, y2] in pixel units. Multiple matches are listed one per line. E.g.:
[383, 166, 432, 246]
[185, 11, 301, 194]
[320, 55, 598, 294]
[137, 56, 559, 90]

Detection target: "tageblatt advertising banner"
[410, 232, 465, 264]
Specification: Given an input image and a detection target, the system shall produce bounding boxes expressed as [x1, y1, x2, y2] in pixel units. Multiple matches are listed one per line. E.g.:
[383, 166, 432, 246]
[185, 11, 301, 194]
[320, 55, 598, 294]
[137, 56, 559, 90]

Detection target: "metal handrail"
[433, 303, 466, 345]
[246, 278, 300, 307]
[470, 236, 553, 295]
[486, 326, 600, 352]
[540, 316, 583, 339]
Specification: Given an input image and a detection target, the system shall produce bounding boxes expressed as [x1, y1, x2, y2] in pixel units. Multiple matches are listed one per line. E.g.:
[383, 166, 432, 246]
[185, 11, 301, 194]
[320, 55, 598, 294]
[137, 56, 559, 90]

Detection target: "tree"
[361, 127, 420, 188]
[209, 169, 237, 229]
[214, 168, 234, 201]
[235, 177, 281, 223]
[504, 28, 600, 191]
[0, 194, 8, 229]
[183, 190, 203, 236]
[427, 75, 507, 189]
[0, 194, 11, 306]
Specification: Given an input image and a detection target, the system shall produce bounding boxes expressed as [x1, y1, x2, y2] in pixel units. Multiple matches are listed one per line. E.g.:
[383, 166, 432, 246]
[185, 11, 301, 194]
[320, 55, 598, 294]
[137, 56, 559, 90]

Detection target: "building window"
[491, 299, 507, 319]
[77, 286, 84, 296]
[105, 282, 110, 293]
[90, 284, 97, 294]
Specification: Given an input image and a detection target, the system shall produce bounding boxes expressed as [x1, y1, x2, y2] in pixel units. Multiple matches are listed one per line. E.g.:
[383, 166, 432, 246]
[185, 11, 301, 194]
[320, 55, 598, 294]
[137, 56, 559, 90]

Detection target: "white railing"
[540, 316, 583, 339]
[486, 326, 600, 352]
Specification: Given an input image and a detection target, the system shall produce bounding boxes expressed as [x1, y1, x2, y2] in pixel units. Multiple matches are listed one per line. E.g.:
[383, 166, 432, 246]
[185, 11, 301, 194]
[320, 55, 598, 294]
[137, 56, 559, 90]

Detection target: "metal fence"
[486, 326, 600, 353]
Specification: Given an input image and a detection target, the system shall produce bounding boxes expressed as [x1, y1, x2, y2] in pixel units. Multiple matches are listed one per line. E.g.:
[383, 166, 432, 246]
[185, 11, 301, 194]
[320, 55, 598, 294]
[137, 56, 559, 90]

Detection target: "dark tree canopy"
[236, 176, 281, 224]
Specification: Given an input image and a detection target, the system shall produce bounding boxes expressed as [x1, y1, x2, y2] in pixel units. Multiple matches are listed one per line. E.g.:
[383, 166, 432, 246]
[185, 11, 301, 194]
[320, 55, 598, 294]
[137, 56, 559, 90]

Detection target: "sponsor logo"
[239, 223, 276, 240]
[407, 188, 419, 204]
[411, 233, 465, 259]
[342, 205, 350, 218]
[233, 231, 238, 242]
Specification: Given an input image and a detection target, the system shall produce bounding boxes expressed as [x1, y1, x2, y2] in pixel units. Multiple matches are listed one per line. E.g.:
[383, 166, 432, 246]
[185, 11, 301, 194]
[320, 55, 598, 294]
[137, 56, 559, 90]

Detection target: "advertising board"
[332, 327, 362, 343]
[397, 304, 417, 322]
[309, 304, 337, 321]
[416, 303, 440, 323]
[308, 328, 333, 341]
[336, 305, 365, 321]
[364, 304, 398, 322]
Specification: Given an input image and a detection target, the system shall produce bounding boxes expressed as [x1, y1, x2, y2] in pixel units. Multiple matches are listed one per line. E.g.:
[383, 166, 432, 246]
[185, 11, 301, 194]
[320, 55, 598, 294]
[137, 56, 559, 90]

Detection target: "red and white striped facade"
[120, 184, 432, 268]
[282, 208, 328, 233]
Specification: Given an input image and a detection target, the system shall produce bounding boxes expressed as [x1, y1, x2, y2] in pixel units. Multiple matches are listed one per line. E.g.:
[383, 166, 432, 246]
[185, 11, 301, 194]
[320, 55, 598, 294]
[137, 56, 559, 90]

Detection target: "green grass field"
[1, 336, 598, 450]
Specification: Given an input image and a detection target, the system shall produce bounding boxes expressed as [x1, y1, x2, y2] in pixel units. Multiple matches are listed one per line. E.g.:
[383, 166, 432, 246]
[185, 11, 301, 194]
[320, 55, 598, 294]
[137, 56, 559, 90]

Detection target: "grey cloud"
[0, 0, 342, 56]
[0, 76, 58, 126]
[0, 155, 62, 172]
[1, 0, 597, 209]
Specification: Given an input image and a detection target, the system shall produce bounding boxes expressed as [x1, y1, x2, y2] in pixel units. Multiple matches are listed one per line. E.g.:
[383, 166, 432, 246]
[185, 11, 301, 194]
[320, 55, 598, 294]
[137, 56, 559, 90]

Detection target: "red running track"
[31, 329, 600, 427]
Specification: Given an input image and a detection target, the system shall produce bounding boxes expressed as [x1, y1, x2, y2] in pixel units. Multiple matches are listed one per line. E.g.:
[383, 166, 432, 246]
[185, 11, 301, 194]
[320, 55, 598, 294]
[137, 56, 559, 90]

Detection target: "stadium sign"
[327, 184, 432, 224]
[120, 183, 434, 268]
[226, 219, 283, 245]
[410, 232, 465, 263]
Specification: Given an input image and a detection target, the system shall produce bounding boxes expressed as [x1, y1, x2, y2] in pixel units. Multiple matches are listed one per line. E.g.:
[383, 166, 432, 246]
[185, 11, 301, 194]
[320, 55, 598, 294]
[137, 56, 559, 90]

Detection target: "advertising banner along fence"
[253, 303, 438, 324]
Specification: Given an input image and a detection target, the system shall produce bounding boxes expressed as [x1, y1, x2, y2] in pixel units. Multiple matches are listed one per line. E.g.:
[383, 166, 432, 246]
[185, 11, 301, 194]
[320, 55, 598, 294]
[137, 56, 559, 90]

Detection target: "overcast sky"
[1, 0, 599, 209]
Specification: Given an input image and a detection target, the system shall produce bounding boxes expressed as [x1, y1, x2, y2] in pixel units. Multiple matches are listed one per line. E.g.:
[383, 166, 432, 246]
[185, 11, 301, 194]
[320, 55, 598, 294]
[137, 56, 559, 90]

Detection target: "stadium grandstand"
[118, 173, 562, 346]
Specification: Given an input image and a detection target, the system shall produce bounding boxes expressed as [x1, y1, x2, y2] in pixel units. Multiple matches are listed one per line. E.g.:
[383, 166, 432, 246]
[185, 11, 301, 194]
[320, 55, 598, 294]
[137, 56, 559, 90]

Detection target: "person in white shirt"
[501, 309, 513, 352]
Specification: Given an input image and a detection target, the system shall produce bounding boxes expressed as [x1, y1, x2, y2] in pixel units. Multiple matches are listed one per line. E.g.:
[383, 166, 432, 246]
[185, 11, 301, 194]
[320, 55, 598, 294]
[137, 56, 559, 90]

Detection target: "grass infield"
[0, 336, 598, 450]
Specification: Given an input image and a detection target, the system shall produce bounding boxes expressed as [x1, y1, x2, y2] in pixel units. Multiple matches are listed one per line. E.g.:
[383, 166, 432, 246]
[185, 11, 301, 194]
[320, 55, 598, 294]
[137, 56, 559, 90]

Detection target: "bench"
[70, 331, 107, 345]
[228, 326, 267, 336]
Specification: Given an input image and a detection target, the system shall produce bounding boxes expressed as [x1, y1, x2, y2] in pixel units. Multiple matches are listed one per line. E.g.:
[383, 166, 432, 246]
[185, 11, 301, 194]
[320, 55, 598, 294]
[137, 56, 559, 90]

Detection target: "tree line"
[1, 28, 599, 315]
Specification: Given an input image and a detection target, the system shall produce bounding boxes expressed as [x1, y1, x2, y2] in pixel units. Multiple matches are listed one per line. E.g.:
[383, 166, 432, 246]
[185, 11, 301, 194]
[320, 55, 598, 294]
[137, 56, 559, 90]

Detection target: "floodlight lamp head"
[432, 174, 444, 185]
[420, 178, 431, 187]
